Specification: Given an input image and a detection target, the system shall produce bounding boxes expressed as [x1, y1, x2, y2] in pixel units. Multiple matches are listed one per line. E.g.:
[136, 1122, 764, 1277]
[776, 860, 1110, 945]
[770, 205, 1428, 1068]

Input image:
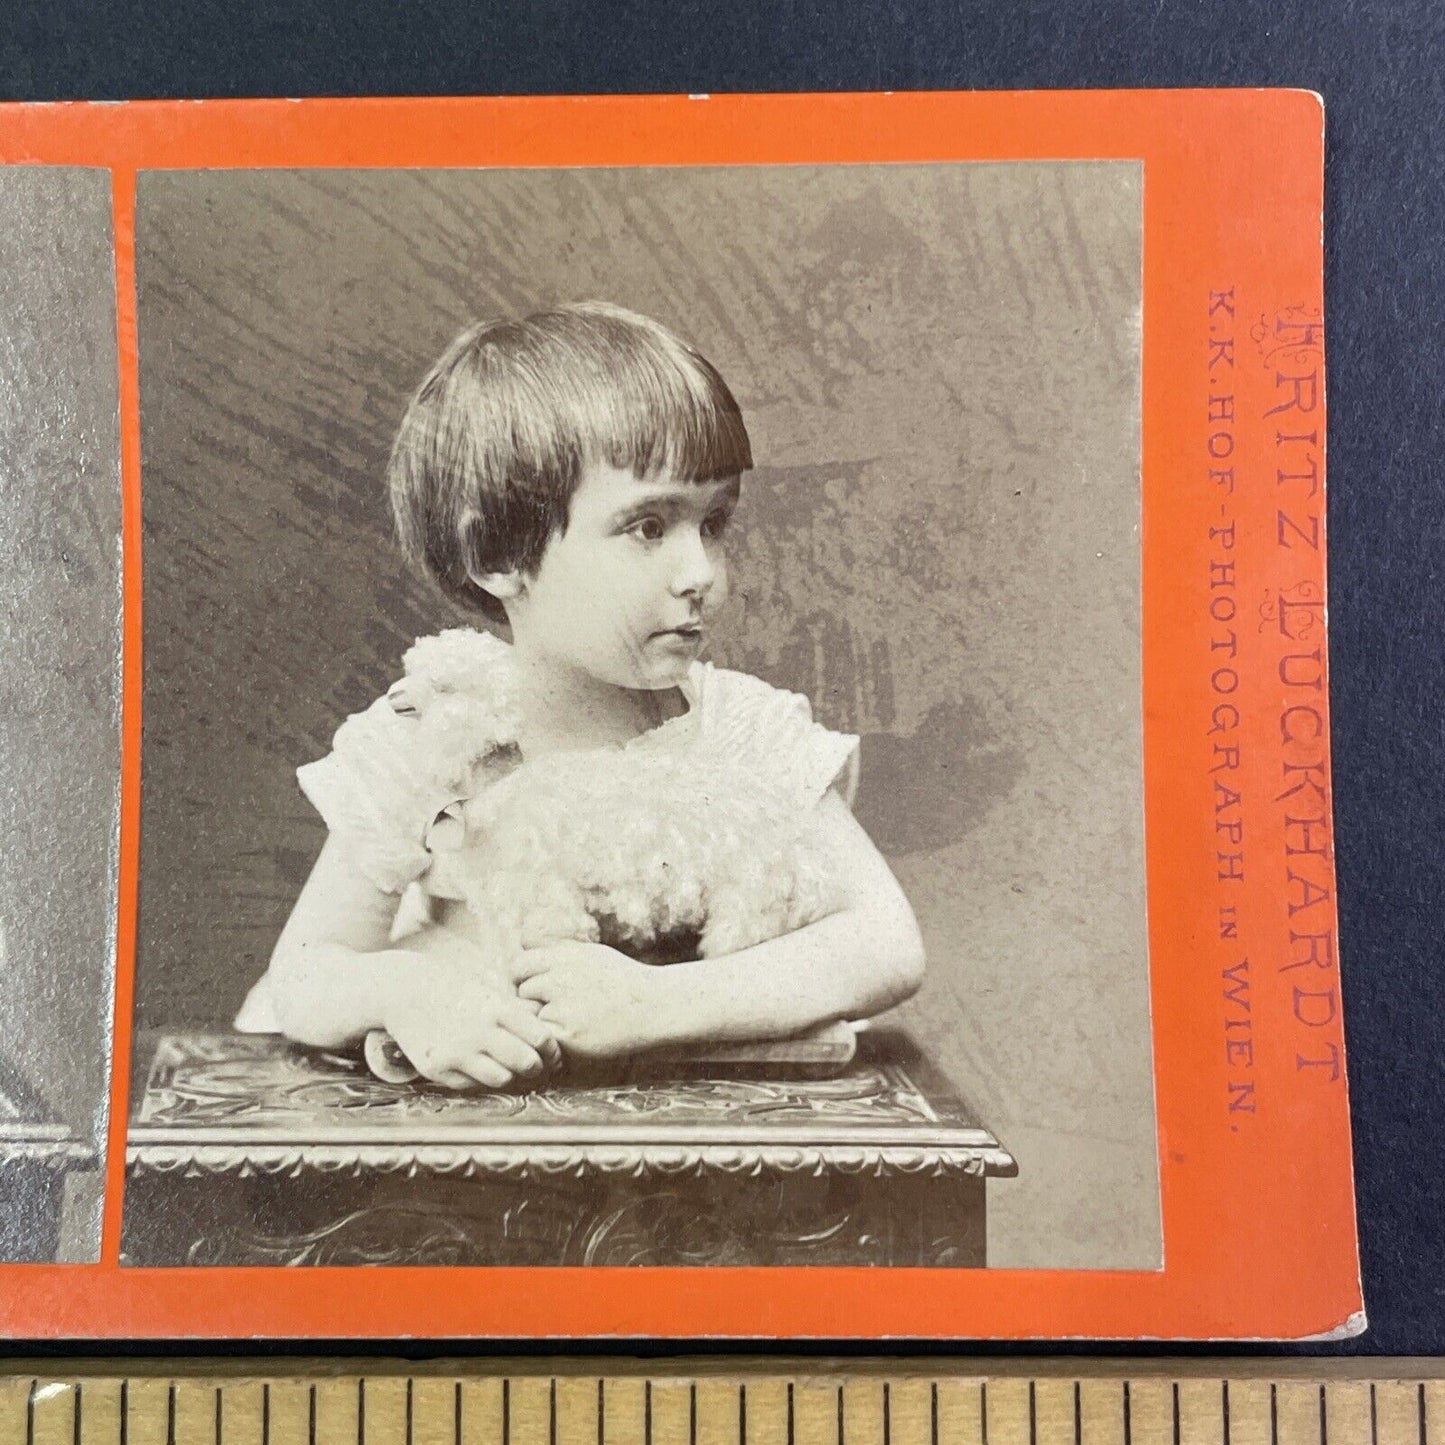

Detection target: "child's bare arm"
[263, 835, 414, 1046]
[264, 835, 558, 1085]
[516, 793, 924, 1057]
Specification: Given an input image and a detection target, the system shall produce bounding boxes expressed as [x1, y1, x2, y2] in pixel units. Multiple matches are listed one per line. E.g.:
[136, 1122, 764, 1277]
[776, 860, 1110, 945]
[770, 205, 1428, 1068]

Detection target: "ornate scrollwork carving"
[134, 1033, 949, 1130]
[145, 1169, 983, 1268]
[181, 1203, 484, 1267]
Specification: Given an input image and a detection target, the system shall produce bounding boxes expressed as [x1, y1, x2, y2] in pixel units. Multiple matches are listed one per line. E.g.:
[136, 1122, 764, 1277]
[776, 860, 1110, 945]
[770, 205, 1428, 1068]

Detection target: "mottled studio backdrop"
[0, 167, 121, 1260]
[132, 164, 1154, 1269]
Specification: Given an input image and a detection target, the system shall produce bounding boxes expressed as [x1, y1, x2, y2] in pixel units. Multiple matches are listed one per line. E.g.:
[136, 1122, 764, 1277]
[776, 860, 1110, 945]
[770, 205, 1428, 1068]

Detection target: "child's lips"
[653, 623, 703, 644]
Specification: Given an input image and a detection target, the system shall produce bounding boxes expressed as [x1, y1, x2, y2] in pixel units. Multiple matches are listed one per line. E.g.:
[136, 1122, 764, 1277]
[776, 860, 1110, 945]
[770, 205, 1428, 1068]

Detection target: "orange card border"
[0, 90, 1359, 1340]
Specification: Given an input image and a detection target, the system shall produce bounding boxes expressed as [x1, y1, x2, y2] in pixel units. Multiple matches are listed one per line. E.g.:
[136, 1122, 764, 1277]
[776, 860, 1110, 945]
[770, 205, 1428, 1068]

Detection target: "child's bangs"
[572, 336, 753, 485]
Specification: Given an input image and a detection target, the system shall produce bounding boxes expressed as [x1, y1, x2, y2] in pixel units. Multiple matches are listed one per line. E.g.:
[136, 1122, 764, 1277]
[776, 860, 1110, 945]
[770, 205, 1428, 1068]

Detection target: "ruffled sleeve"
[296, 691, 461, 895]
[296, 629, 520, 894]
[698, 666, 860, 809]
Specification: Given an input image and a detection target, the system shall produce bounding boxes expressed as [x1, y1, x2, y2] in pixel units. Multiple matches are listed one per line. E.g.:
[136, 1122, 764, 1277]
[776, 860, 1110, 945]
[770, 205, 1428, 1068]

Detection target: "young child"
[235, 302, 924, 1089]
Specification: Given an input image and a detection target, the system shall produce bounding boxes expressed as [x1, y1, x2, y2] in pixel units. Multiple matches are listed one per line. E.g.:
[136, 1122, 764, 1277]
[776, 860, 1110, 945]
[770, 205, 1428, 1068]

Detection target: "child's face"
[504, 461, 739, 693]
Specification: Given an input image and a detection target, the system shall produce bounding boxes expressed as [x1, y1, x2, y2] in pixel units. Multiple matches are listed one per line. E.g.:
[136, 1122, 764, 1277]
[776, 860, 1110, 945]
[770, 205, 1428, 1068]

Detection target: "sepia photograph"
[120, 160, 1157, 1271]
[0, 166, 120, 1263]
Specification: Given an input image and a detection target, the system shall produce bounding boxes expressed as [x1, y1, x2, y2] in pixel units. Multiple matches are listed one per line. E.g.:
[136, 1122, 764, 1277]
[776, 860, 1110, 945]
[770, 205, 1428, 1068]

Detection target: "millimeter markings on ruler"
[2, 1366, 1442, 1445]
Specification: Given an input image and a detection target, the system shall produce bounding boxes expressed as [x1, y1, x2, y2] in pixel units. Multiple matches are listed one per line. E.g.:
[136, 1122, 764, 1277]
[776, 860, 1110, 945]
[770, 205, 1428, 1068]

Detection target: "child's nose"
[669, 528, 716, 597]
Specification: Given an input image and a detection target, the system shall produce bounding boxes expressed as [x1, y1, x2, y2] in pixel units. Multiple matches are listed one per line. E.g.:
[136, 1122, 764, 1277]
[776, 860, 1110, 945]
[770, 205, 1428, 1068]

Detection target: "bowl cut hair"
[388, 301, 754, 624]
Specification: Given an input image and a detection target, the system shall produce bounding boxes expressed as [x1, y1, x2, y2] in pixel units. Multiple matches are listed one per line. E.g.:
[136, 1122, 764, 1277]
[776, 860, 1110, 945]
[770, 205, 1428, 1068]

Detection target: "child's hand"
[382, 954, 561, 1089]
[515, 941, 665, 1060]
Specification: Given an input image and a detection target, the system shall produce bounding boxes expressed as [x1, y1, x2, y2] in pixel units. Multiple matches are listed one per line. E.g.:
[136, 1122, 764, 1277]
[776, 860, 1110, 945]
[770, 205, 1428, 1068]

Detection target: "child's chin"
[631, 659, 694, 690]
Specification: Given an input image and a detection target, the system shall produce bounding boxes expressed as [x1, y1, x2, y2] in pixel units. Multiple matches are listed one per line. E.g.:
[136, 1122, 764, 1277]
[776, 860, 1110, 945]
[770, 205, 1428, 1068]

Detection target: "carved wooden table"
[0, 1068, 96, 1263]
[122, 1030, 1015, 1267]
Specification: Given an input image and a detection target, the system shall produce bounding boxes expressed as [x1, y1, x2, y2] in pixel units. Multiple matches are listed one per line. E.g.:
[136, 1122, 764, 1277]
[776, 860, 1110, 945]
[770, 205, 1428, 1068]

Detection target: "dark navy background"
[4, 0, 1441, 1356]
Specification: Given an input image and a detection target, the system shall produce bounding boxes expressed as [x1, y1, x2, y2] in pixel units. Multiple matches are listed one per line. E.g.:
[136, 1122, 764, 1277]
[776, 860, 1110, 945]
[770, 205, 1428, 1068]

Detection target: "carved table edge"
[125, 1141, 1020, 1180]
[0, 1139, 98, 1171]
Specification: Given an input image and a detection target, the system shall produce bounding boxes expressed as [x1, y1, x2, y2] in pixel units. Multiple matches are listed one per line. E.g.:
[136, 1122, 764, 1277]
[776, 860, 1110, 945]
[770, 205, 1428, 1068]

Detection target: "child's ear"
[459, 510, 526, 601]
[471, 568, 526, 602]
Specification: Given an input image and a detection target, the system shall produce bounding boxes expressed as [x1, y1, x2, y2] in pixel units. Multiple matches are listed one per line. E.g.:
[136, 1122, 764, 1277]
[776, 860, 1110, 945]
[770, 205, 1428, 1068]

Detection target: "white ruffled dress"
[235, 628, 858, 1033]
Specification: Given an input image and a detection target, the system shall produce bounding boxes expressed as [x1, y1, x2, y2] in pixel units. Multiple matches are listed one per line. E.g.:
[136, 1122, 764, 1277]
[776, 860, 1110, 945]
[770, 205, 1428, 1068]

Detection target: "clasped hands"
[381, 935, 666, 1090]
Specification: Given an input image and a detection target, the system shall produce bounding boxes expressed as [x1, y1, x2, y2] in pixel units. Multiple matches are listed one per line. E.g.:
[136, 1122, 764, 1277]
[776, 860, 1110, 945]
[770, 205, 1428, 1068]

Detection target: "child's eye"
[629, 516, 666, 543]
[702, 509, 732, 539]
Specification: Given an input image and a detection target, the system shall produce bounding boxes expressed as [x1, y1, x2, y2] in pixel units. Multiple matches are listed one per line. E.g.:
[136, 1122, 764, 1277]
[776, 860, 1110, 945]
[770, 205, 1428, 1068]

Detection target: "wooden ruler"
[1, 1364, 1441, 1445]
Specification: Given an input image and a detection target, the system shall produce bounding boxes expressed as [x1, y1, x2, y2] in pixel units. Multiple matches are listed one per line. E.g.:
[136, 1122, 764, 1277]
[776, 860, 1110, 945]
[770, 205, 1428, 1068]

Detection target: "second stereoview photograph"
[119, 162, 1156, 1270]
[0, 166, 121, 1265]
